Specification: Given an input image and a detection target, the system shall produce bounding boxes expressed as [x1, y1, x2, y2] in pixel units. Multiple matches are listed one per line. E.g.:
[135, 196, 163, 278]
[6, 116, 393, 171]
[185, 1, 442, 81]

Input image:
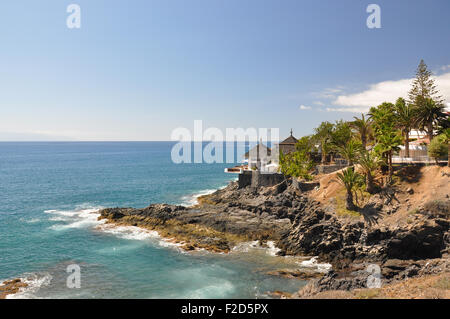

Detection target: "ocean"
[0, 142, 312, 298]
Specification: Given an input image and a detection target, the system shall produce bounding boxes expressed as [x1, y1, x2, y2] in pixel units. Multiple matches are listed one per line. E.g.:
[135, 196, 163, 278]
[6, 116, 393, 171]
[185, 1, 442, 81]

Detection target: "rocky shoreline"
[99, 181, 296, 253]
[0, 279, 28, 299]
[99, 172, 449, 298]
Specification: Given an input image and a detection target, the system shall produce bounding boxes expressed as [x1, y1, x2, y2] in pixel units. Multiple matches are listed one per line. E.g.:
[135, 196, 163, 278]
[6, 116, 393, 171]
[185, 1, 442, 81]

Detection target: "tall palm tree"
[314, 121, 334, 164]
[413, 96, 446, 143]
[337, 139, 362, 166]
[394, 98, 414, 158]
[374, 129, 402, 183]
[334, 167, 364, 211]
[350, 114, 372, 150]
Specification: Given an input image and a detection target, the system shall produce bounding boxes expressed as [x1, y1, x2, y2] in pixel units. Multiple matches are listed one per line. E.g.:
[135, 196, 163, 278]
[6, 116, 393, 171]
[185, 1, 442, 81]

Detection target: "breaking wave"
[298, 257, 332, 273]
[45, 207, 104, 231]
[231, 240, 281, 256]
[179, 189, 218, 207]
[3, 272, 52, 299]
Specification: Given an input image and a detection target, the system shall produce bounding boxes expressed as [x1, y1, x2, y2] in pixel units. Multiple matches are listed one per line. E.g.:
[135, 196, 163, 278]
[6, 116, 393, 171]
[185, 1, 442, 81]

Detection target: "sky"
[0, 0, 449, 141]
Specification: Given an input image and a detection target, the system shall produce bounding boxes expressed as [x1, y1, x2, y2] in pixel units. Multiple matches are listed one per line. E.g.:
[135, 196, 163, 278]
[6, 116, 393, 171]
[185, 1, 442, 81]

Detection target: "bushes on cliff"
[333, 167, 365, 211]
[279, 150, 314, 181]
[428, 134, 448, 164]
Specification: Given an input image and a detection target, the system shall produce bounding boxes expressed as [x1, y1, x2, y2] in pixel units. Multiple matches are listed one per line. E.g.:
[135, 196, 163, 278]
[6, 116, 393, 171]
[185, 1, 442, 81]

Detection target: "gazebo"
[279, 129, 298, 155]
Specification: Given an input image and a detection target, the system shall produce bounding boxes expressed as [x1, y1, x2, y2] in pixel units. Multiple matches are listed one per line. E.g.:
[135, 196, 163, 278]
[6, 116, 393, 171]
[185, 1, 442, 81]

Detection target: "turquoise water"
[0, 142, 307, 298]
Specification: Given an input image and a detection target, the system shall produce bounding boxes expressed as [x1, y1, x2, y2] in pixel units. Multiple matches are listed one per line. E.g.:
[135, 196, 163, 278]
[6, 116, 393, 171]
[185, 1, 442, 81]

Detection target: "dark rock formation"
[278, 200, 449, 268]
[99, 181, 299, 252]
[296, 258, 450, 297]
[99, 178, 449, 295]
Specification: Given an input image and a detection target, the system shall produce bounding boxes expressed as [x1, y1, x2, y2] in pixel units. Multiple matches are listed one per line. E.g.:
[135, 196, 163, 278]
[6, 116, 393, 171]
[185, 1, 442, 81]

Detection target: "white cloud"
[299, 104, 312, 110]
[313, 101, 325, 106]
[313, 87, 345, 99]
[326, 107, 366, 113]
[327, 71, 450, 113]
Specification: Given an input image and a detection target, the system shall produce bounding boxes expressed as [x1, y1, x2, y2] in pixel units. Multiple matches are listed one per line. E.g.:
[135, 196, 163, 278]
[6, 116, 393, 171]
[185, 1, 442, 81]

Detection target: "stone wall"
[292, 178, 320, 192]
[315, 164, 347, 175]
[251, 171, 285, 188]
[238, 171, 253, 188]
[238, 171, 285, 188]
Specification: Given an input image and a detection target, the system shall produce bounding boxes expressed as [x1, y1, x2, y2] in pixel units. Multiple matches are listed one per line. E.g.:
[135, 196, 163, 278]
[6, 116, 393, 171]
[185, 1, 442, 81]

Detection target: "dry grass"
[298, 273, 450, 299]
[354, 288, 382, 299]
[311, 165, 449, 228]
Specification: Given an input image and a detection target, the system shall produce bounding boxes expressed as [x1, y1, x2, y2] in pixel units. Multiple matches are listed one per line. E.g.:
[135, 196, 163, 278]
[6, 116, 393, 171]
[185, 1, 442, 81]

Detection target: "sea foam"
[97, 224, 159, 241]
[298, 257, 332, 273]
[179, 189, 218, 207]
[4, 272, 52, 299]
[45, 207, 104, 231]
[231, 240, 281, 256]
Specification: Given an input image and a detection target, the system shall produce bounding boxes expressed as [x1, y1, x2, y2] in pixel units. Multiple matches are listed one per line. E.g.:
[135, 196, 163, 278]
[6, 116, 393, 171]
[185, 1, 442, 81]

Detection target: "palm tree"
[357, 150, 381, 194]
[374, 129, 402, 183]
[334, 167, 364, 211]
[337, 139, 362, 166]
[350, 114, 372, 149]
[330, 120, 352, 163]
[413, 96, 446, 143]
[314, 121, 334, 164]
[394, 98, 414, 158]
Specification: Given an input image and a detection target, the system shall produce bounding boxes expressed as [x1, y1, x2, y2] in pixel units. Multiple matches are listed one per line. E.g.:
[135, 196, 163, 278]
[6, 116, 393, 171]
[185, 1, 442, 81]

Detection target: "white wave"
[45, 209, 78, 217]
[265, 241, 281, 256]
[298, 257, 332, 273]
[97, 224, 159, 241]
[46, 207, 104, 230]
[48, 216, 69, 222]
[179, 189, 218, 207]
[179, 183, 232, 207]
[96, 224, 185, 251]
[232, 240, 281, 256]
[231, 241, 260, 253]
[45, 205, 184, 250]
[4, 273, 52, 299]
[157, 238, 184, 249]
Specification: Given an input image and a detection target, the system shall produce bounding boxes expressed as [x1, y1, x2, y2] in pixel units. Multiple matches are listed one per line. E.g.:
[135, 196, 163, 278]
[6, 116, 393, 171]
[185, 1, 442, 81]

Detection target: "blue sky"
[0, 0, 449, 141]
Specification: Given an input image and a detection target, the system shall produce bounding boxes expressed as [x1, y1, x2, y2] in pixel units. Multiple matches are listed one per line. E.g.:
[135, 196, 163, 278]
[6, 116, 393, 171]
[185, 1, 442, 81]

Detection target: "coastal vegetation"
[83, 60, 449, 300]
[428, 131, 449, 164]
[280, 59, 449, 210]
[333, 167, 364, 210]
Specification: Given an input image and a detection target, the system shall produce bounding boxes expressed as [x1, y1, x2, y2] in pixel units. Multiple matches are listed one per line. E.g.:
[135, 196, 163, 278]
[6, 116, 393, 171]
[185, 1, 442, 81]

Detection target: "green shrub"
[428, 135, 448, 162]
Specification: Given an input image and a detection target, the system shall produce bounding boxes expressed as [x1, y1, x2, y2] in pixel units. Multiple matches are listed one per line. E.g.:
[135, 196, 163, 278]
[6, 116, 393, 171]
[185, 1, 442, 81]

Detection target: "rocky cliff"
[99, 166, 449, 298]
